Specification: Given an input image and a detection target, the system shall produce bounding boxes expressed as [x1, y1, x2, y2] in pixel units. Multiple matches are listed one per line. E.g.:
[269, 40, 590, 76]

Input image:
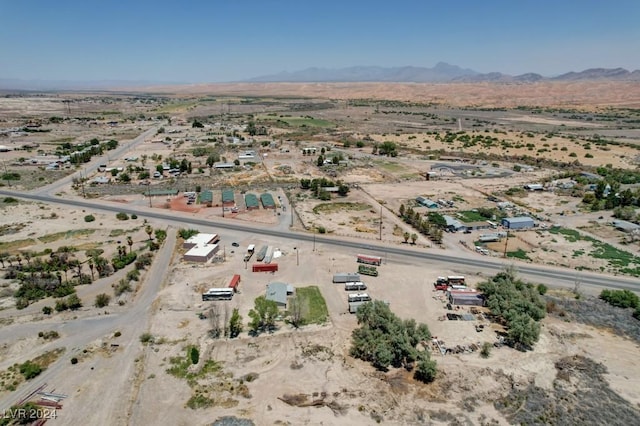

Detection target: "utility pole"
[313, 232, 316, 252]
[3, 161, 10, 187]
[81, 169, 86, 198]
[147, 181, 152, 208]
[503, 223, 510, 258]
[379, 206, 383, 241]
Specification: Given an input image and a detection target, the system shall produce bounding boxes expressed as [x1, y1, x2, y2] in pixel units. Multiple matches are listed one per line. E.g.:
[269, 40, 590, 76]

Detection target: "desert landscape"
[1, 82, 640, 425]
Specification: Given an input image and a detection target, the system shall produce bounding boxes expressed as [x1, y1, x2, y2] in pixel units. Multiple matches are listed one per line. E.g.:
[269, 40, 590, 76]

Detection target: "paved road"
[1, 188, 638, 294]
[31, 124, 161, 197]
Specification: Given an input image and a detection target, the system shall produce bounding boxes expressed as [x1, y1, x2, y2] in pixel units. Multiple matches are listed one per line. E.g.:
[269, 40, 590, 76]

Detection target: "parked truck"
[358, 264, 378, 277]
[333, 273, 361, 283]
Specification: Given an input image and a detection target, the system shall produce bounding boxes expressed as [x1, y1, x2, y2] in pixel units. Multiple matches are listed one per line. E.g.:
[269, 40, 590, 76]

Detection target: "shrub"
[599, 289, 639, 309]
[414, 355, 437, 383]
[55, 299, 69, 312]
[139, 333, 154, 344]
[116, 212, 129, 221]
[70, 357, 78, 365]
[537, 284, 548, 295]
[480, 342, 492, 358]
[42, 306, 52, 315]
[19, 361, 42, 380]
[15, 298, 29, 310]
[84, 214, 95, 222]
[131, 214, 138, 219]
[94, 293, 111, 308]
[114, 331, 122, 337]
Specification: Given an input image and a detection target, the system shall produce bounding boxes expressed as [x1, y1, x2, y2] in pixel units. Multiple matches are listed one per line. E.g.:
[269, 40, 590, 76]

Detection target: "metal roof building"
[266, 282, 294, 308]
[183, 243, 219, 263]
[443, 215, 466, 231]
[260, 193, 276, 209]
[501, 216, 535, 230]
[200, 190, 213, 204]
[612, 219, 640, 233]
[222, 189, 235, 205]
[416, 196, 439, 208]
[245, 193, 259, 210]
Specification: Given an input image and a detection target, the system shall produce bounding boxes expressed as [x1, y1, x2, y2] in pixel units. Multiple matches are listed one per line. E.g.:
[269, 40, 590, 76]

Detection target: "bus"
[202, 288, 234, 301]
[347, 293, 371, 303]
[447, 276, 466, 285]
[357, 254, 382, 266]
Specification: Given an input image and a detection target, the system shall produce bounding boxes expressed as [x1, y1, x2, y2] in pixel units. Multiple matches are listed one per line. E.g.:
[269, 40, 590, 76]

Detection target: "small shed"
[502, 216, 535, 230]
[245, 193, 260, 210]
[266, 282, 294, 308]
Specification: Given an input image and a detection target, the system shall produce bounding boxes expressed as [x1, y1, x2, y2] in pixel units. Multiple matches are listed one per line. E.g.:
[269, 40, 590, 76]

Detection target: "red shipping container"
[252, 263, 278, 272]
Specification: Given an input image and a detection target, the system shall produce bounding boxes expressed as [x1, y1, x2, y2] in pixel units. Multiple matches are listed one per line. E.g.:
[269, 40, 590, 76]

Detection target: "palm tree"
[126, 236, 133, 254]
[403, 232, 410, 243]
[88, 258, 95, 281]
[411, 233, 418, 245]
[145, 225, 154, 241]
[0, 252, 8, 268]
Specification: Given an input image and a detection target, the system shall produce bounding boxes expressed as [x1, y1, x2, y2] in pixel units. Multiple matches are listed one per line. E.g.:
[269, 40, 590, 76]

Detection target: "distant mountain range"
[246, 62, 640, 83]
[2, 64, 640, 91]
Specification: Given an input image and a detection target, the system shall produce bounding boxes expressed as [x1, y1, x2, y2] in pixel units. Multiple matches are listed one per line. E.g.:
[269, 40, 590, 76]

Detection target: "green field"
[295, 286, 329, 324]
[38, 229, 97, 243]
[373, 160, 405, 173]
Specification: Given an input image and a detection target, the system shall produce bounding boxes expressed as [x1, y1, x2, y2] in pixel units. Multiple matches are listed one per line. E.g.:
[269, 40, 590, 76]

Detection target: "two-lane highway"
[1, 188, 638, 294]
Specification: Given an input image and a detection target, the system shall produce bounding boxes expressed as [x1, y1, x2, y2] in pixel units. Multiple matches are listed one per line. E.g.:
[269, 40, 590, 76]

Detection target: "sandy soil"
[133, 81, 640, 108]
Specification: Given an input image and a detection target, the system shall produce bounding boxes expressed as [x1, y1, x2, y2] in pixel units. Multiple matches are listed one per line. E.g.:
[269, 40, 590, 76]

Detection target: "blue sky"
[1, 0, 639, 82]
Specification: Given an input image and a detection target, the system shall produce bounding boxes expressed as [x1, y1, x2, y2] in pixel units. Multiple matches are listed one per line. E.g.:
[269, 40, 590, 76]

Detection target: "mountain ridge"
[246, 63, 640, 83]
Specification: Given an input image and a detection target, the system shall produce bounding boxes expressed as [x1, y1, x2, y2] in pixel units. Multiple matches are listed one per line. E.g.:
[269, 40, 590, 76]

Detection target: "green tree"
[410, 233, 418, 244]
[414, 353, 437, 383]
[378, 141, 398, 157]
[246, 121, 257, 136]
[192, 120, 204, 128]
[229, 308, 243, 338]
[248, 296, 279, 333]
[403, 232, 410, 243]
[190, 347, 200, 365]
[337, 184, 350, 196]
[316, 155, 324, 167]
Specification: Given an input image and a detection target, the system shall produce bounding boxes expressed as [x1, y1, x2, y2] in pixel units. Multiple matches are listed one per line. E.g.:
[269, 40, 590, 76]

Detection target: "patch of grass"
[506, 248, 531, 260]
[313, 202, 371, 215]
[549, 226, 640, 275]
[548, 226, 581, 242]
[0, 238, 37, 252]
[109, 229, 127, 237]
[295, 286, 329, 324]
[38, 229, 96, 243]
[167, 346, 221, 381]
[457, 210, 488, 223]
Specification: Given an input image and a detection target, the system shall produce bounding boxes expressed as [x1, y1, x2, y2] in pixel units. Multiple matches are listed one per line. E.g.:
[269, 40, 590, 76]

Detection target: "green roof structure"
[222, 189, 235, 203]
[260, 193, 275, 209]
[200, 190, 213, 203]
[245, 193, 259, 209]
